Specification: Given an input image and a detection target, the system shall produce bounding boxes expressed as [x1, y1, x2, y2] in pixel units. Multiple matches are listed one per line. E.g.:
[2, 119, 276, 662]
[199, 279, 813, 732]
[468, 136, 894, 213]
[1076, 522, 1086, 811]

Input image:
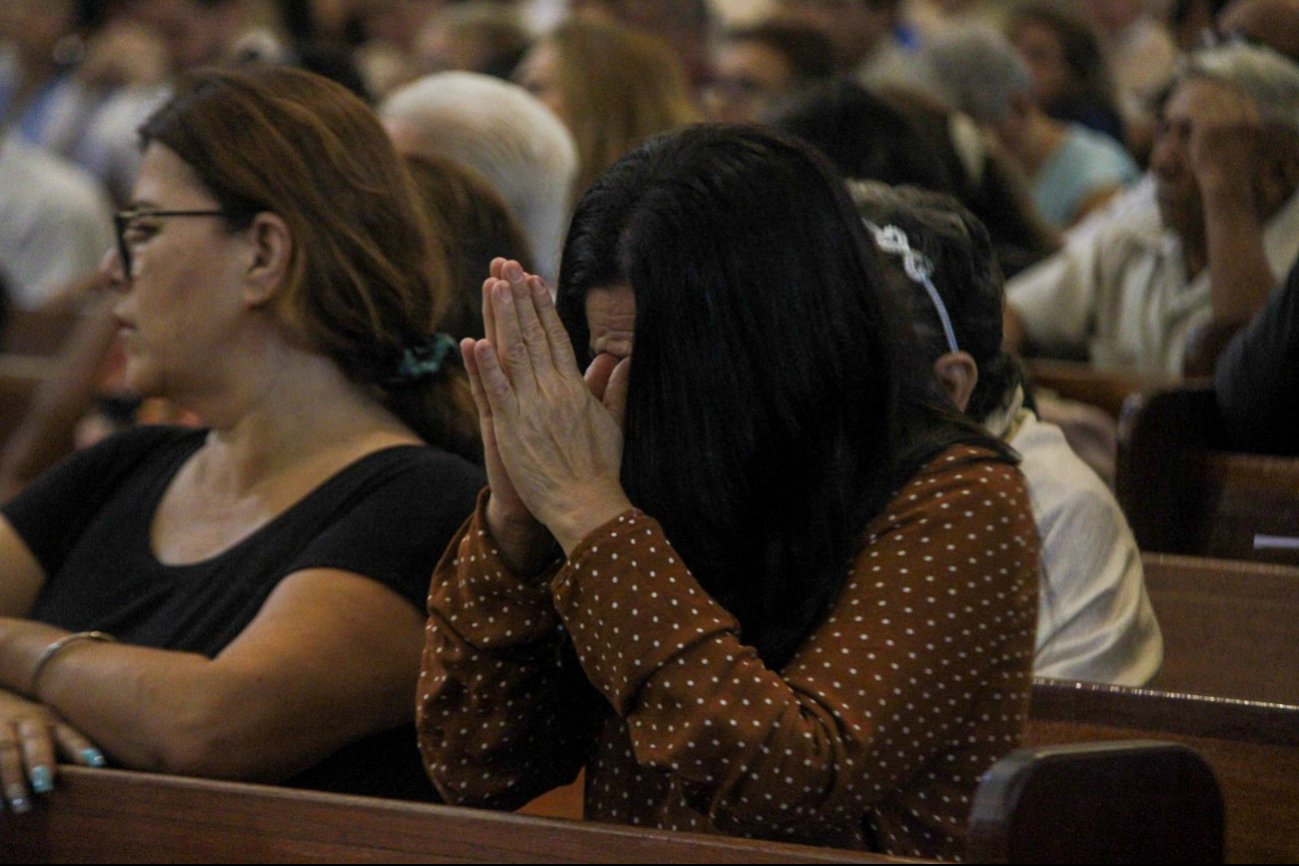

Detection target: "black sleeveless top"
[3, 425, 484, 800]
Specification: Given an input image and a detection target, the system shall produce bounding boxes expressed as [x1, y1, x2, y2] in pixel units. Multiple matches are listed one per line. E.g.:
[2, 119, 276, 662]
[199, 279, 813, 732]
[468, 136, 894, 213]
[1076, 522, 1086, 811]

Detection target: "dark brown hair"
[403, 153, 533, 341]
[138, 64, 479, 461]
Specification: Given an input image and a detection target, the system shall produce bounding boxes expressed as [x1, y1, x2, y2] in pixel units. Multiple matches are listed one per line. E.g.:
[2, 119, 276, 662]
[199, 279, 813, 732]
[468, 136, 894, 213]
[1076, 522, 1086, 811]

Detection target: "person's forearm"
[485, 494, 560, 577]
[1203, 186, 1275, 327]
[0, 618, 285, 779]
[421, 505, 594, 809]
[0, 294, 122, 499]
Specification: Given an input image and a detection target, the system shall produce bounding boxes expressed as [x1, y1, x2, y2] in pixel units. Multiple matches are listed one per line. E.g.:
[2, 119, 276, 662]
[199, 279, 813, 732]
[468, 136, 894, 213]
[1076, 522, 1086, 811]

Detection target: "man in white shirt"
[0, 132, 113, 309]
[1005, 42, 1299, 375]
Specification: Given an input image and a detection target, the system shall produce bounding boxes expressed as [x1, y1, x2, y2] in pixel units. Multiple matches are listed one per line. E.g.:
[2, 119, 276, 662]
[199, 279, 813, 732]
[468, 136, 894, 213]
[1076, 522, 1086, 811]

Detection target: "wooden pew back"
[0, 715, 1266, 863]
[1142, 553, 1299, 705]
[0, 767, 895, 864]
[1026, 680, 1299, 864]
[968, 740, 1224, 863]
[1024, 359, 1182, 421]
[0, 308, 81, 356]
[0, 354, 57, 452]
[1117, 388, 1299, 564]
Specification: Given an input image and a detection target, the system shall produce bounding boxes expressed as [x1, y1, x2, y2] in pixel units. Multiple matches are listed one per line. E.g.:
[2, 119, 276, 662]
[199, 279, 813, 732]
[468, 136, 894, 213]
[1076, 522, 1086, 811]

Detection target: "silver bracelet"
[29, 631, 116, 699]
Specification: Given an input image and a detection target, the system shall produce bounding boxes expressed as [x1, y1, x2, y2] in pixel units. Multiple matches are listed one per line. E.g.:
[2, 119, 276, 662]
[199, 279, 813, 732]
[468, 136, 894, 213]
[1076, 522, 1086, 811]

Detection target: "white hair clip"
[864, 220, 960, 355]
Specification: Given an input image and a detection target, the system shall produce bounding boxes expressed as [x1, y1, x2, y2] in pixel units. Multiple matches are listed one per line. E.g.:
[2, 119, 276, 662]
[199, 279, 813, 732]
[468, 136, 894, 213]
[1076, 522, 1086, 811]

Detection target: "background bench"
[1117, 387, 1299, 564]
[1142, 553, 1299, 704]
[1026, 680, 1299, 863]
[0, 354, 58, 453]
[0, 767, 895, 864]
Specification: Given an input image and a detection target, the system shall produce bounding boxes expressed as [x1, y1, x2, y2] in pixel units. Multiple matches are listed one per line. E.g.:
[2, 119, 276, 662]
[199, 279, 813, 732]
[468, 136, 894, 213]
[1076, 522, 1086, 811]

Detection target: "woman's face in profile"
[514, 41, 568, 124]
[110, 144, 250, 398]
[1010, 20, 1069, 109]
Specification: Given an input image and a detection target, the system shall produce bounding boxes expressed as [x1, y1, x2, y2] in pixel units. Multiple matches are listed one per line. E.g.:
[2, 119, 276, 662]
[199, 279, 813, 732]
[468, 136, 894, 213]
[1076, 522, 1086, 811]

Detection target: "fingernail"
[80, 747, 106, 768]
[504, 261, 523, 281]
[7, 785, 30, 814]
[29, 765, 52, 794]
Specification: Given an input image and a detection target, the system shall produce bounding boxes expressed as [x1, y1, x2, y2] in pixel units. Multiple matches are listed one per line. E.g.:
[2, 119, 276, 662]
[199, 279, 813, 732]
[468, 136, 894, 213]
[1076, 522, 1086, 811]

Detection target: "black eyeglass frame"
[113, 209, 236, 278]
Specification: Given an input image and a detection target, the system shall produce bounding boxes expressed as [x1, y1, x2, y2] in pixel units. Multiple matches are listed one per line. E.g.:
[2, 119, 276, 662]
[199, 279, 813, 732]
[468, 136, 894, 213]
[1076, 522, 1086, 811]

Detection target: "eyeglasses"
[113, 208, 234, 278]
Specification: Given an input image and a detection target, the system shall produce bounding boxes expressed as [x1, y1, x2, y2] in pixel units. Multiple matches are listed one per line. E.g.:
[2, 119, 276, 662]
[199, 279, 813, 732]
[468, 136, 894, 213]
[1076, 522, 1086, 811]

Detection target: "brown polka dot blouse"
[418, 444, 1039, 861]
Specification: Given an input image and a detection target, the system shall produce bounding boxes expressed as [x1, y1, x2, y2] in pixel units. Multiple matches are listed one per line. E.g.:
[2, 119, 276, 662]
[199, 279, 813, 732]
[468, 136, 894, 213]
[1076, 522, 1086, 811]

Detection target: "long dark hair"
[556, 125, 1011, 668]
[771, 78, 957, 194]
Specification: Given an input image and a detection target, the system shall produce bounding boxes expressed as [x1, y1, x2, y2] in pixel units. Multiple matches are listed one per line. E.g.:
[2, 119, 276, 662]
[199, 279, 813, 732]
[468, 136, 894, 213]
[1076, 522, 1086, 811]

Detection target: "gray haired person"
[380, 72, 579, 284]
[1004, 42, 1299, 374]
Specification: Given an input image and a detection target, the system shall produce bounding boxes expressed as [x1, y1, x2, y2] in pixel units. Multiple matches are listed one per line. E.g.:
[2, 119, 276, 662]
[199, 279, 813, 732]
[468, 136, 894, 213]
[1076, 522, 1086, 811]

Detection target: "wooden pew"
[1142, 553, 1299, 705]
[1024, 358, 1185, 421]
[0, 766, 896, 864]
[968, 740, 1224, 863]
[1026, 680, 1299, 864]
[0, 307, 82, 356]
[0, 354, 58, 452]
[0, 750, 1229, 865]
[1117, 387, 1299, 564]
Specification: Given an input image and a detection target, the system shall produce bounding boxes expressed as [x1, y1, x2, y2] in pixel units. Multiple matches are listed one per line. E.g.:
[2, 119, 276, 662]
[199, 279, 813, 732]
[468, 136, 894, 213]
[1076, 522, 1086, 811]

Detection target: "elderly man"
[1005, 42, 1299, 375]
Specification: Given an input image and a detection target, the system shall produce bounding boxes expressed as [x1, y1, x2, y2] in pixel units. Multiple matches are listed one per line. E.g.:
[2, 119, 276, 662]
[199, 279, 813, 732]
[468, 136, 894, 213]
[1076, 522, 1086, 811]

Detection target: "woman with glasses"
[419, 125, 1040, 860]
[0, 65, 484, 807]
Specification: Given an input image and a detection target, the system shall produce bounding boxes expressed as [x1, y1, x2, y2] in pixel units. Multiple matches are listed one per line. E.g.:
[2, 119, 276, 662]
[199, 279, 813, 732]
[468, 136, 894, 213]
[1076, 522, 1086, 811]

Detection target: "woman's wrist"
[485, 496, 560, 577]
[0, 619, 69, 697]
[546, 486, 635, 558]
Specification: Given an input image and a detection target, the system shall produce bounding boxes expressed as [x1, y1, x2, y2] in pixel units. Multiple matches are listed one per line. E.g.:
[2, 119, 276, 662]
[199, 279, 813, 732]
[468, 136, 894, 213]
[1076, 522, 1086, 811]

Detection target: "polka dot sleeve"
[418, 489, 603, 809]
[551, 447, 1039, 855]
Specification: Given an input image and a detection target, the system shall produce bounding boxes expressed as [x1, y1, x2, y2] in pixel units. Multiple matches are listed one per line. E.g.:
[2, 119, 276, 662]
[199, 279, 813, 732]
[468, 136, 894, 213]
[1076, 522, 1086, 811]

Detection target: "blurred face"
[361, 0, 448, 53]
[0, 0, 75, 66]
[704, 40, 796, 123]
[1149, 78, 1240, 238]
[777, 0, 896, 70]
[514, 41, 568, 125]
[124, 0, 233, 70]
[109, 144, 249, 398]
[585, 284, 636, 364]
[413, 23, 481, 75]
[1010, 20, 1070, 109]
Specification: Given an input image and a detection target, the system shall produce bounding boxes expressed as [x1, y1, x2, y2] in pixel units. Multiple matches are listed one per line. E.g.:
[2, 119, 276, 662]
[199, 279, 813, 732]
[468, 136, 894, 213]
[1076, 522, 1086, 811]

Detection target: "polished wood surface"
[0, 354, 58, 451]
[968, 740, 1223, 864]
[1027, 680, 1299, 863]
[1117, 387, 1299, 564]
[0, 767, 900, 864]
[0, 307, 81, 356]
[1142, 553, 1299, 704]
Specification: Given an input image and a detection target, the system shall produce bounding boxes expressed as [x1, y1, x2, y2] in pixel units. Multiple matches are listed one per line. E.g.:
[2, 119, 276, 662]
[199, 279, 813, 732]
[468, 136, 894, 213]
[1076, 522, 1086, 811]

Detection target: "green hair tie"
[392, 332, 458, 385]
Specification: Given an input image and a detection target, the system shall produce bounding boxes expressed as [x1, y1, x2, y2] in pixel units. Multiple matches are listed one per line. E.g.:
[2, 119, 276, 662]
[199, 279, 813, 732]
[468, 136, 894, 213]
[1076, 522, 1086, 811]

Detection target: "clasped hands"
[461, 260, 632, 567]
